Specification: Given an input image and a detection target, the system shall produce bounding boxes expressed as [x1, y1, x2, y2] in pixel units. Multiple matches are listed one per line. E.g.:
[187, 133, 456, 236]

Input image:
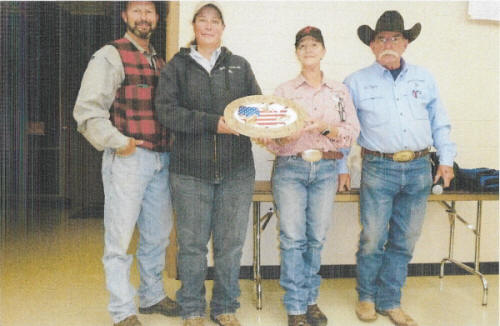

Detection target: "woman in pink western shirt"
[263, 26, 360, 326]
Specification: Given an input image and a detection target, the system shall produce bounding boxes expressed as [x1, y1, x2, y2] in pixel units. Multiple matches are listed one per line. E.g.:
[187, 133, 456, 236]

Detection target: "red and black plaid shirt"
[110, 38, 170, 152]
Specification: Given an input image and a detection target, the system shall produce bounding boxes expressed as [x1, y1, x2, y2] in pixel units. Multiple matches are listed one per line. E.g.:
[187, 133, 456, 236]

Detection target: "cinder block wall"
[176, 1, 499, 267]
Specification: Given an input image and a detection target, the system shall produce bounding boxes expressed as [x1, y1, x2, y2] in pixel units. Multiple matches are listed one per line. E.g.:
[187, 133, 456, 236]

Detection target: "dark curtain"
[1, 2, 168, 235]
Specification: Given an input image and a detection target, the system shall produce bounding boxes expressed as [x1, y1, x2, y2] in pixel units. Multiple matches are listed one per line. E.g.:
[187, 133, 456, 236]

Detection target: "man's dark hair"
[121, 2, 165, 15]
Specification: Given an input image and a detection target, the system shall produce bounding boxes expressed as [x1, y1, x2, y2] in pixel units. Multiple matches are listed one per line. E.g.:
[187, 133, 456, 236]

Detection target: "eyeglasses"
[375, 35, 402, 44]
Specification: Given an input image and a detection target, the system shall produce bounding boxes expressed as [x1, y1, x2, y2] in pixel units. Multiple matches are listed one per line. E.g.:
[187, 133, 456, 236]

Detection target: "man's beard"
[127, 21, 155, 40]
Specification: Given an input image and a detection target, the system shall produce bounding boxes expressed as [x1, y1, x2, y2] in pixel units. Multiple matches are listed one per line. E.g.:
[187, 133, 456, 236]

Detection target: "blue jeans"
[170, 167, 255, 319]
[101, 148, 173, 323]
[272, 156, 338, 315]
[356, 154, 432, 311]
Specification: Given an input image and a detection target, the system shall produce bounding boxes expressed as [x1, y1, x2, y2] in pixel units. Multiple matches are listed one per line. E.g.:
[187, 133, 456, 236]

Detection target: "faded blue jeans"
[356, 153, 432, 311]
[170, 167, 255, 319]
[101, 147, 173, 323]
[272, 156, 338, 315]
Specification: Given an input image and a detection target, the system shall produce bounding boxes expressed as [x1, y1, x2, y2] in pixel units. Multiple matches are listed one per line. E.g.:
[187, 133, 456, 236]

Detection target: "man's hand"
[116, 138, 144, 157]
[217, 117, 239, 135]
[338, 173, 351, 192]
[434, 165, 455, 187]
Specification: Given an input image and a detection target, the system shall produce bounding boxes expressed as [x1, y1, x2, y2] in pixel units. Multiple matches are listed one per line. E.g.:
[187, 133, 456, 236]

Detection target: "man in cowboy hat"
[344, 10, 456, 326]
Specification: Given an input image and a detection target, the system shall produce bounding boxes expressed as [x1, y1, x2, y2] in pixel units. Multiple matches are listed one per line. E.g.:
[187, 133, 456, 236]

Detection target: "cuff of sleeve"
[110, 132, 130, 150]
[206, 114, 220, 134]
[337, 157, 348, 174]
[337, 148, 350, 174]
[438, 158, 454, 167]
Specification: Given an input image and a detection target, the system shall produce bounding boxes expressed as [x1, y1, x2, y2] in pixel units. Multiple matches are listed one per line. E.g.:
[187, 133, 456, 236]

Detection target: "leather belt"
[295, 150, 344, 162]
[361, 147, 430, 162]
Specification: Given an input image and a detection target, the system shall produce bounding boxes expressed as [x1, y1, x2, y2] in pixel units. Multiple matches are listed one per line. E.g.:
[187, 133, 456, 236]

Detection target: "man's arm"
[73, 46, 129, 151]
[427, 73, 457, 186]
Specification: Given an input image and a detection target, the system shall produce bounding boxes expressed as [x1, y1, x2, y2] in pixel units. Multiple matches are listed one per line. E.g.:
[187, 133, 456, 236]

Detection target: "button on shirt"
[343, 59, 456, 166]
[266, 74, 360, 173]
[73, 33, 158, 151]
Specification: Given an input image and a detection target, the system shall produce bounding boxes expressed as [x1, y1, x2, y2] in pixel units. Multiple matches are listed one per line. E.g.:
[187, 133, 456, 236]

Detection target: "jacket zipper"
[187, 52, 225, 181]
[208, 69, 220, 181]
[214, 134, 219, 180]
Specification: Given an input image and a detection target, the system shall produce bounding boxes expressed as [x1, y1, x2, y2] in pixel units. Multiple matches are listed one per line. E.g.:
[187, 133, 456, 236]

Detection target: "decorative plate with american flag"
[224, 95, 307, 138]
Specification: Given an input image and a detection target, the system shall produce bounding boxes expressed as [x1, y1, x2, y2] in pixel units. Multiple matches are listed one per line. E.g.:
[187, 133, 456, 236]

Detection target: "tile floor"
[0, 212, 498, 326]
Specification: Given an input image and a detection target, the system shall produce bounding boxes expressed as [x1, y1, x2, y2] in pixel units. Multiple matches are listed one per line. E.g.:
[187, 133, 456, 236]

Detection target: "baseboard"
[203, 262, 499, 280]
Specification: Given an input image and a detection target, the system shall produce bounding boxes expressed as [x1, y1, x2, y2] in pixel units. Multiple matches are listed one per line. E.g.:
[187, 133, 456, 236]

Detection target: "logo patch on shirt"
[412, 89, 422, 99]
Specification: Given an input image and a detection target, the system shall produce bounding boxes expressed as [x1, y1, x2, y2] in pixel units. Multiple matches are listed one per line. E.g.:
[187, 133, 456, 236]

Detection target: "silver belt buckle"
[301, 149, 322, 162]
[393, 150, 415, 162]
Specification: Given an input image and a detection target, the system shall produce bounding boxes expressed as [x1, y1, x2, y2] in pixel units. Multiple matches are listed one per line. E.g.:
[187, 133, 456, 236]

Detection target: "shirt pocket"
[406, 89, 430, 120]
[357, 91, 389, 128]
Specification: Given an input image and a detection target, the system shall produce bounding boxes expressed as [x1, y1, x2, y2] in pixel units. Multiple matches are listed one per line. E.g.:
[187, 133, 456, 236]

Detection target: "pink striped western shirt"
[266, 74, 360, 164]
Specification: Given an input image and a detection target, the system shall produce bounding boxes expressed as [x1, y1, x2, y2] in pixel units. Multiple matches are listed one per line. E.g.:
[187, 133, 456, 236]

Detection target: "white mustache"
[378, 50, 400, 59]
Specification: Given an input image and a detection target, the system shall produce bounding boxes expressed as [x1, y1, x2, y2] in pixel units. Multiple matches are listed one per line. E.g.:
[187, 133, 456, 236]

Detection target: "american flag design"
[236, 104, 293, 127]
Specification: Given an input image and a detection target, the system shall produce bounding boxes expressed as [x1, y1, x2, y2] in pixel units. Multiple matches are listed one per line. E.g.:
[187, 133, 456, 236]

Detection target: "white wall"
[177, 1, 499, 266]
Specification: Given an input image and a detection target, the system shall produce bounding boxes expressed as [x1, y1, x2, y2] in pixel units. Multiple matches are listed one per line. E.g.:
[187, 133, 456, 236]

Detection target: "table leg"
[474, 201, 488, 305]
[440, 201, 456, 277]
[439, 200, 488, 305]
[253, 201, 262, 310]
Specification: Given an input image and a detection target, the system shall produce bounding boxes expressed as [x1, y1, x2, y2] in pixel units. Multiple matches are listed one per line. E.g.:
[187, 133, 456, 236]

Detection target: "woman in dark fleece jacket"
[154, 3, 261, 326]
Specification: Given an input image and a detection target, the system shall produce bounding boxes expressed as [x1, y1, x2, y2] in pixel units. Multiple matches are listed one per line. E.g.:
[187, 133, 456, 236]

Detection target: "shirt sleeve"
[427, 74, 457, 166]
[337, 148, 350, 174]
[73, 46, 128, 151]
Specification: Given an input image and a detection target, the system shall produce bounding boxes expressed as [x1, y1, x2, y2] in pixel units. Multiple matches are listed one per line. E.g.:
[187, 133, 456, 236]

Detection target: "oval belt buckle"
[393, 150, 415, 162]
[301, 149, 322, 162]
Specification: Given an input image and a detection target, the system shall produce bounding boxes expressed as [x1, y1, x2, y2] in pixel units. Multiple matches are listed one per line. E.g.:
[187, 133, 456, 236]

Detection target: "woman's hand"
[274, 130, 302, 145]
[217, 117, 239, 135]
[253, 137, 274, 146]
[303, 117, 338, 137]
[337, 173, 351, 192]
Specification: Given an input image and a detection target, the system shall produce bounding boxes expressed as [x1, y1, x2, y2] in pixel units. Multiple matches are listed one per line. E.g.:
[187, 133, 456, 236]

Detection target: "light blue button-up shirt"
[344, 59, 456, 166]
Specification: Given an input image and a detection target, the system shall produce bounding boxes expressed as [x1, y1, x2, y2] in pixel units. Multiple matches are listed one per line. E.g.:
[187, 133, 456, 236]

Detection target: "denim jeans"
[272, 156, 338, 315]
[356, 154, 432, 311]
[170, 166, 255, 319]
[101, 148, 173, 323]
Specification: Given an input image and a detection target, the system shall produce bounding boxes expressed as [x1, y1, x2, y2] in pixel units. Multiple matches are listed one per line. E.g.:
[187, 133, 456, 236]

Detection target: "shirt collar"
[372, 58, 408, 77]
[190, 45, 222, 62]
[292, 72, 334, 90]
[125, 33, 156, 55]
